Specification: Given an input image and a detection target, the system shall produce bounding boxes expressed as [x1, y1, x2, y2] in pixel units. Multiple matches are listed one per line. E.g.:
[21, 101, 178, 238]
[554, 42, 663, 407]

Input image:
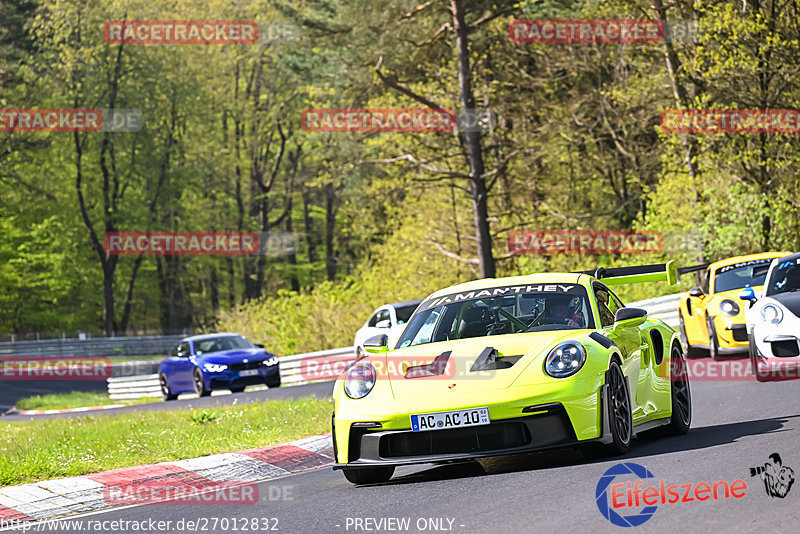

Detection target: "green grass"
[0, 397, 333, 486]
[15, 391, 155, 411]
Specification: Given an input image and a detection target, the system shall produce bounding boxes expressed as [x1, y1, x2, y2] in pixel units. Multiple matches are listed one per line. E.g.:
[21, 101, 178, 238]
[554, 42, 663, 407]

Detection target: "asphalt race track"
[0, 381, 334, 422]
[23, 376, 800, 534]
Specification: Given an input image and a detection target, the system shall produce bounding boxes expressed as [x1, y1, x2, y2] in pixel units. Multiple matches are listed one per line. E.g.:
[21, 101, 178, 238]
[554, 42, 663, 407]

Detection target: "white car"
[741, 252, 800, 381]
[353, 300, 422, 358]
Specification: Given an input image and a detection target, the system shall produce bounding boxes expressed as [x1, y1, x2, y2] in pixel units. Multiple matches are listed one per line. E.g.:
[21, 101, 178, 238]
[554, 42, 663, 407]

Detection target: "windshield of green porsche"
[766, 259, 800, 296]
[395, 284, 595, 349]
[714, 261, 770, 293]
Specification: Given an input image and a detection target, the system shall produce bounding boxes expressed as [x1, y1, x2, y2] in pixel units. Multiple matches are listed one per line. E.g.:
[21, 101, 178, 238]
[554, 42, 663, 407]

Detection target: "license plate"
[410, 407, 490, 432]
[239, 369, 260, 377]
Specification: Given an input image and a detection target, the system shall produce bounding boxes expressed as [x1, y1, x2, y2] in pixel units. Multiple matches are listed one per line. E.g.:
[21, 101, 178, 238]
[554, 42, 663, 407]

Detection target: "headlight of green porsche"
[344, 361, 376, 399]
[544, 341, 586, 378]
[719, 299, 740, 317]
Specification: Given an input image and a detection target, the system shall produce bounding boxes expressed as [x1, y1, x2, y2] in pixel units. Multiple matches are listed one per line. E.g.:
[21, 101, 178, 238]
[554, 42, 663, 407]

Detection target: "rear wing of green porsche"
[577, 261, 678, 286]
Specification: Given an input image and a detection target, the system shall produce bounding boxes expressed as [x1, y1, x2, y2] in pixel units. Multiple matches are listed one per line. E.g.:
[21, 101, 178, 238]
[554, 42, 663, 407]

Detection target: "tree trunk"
[209, 265, 220, 311]
[324, 183, 337, 282]
[652, 0, 700, 182]
[302, 187, 317, 264]
[450, 0, 495, 278]
[285, 190, 300, 292]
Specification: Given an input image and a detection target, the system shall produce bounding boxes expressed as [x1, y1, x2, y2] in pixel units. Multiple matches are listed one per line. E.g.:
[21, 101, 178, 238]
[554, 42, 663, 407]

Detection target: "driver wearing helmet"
[544, 294, 582, 327]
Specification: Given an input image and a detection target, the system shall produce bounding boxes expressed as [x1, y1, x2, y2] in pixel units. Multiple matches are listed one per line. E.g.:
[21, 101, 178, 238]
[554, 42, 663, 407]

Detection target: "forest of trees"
[1, 0, 799, 351]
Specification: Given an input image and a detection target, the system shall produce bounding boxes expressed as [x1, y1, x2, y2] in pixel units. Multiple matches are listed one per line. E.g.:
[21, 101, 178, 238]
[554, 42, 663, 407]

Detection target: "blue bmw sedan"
[159, 333, 281, 400]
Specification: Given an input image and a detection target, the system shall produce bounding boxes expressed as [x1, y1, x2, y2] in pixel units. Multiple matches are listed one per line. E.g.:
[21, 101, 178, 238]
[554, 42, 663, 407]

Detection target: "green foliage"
[189, 409, 218, 425]
[218, 190, 469, 353]
[1, 0, 799, 344]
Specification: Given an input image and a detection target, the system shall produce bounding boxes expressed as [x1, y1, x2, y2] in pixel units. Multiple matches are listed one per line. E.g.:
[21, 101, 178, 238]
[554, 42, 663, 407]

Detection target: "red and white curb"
[0, 434, 333, 523]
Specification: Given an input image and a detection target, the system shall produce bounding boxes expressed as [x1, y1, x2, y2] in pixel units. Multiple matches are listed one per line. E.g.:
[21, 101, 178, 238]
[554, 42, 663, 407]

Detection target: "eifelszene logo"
[596, 463, 658, 527]
[749, 453, 795, 498]
[595, 462, 748, 527]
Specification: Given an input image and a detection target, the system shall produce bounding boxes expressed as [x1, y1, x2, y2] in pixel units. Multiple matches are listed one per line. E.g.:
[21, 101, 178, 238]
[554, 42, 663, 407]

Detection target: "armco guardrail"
[0, 335, 186, 358]
[107, 346, 356, 399]
[108, 374, 162, 400]
[279, 346, 354, 386]
[627, 293, 682, 328]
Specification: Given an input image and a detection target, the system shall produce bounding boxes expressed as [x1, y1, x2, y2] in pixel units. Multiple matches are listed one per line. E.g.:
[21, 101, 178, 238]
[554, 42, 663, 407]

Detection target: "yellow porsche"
[678, 252, 789, 358]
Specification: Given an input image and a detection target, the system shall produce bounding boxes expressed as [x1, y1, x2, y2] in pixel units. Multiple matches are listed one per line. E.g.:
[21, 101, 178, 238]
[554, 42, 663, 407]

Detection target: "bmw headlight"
[719, 299, 740, 317]
[545, 341, 587, 378]
[344, 362, 376, 399]
[262, 356, 279, 367]
[762, 304, 784, 325]
[203, 363, 228, 372]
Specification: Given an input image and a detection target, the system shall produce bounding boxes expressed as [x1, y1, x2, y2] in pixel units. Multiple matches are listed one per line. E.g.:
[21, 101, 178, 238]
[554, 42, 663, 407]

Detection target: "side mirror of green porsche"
[364, 334, 389, 354]
[613, 307, 648, 333]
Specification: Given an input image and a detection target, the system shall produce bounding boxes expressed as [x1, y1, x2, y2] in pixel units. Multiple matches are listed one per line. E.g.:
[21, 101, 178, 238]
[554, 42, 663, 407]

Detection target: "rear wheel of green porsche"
[638, 344, 692, 439]
[664, 344, 692, 435]
[342, 466, 395, 485]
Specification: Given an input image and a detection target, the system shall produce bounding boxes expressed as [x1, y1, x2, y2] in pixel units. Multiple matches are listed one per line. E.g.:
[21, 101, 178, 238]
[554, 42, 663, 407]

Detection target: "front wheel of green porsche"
[342, 466, 395, 485]
[582, 361, 632, 458]
[606, 361, 633, 453]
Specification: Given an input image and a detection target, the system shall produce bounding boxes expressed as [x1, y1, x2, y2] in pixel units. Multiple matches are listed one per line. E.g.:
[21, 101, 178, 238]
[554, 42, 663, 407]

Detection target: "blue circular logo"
[596, 462, 658, 527]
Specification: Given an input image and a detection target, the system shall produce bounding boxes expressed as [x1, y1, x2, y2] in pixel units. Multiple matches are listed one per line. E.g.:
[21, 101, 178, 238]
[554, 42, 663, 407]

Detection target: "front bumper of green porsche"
[332, 377, 611, 468]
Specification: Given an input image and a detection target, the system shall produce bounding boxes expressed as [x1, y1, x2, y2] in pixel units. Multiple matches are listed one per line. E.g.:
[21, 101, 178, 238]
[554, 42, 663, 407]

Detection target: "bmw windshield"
[395, 284, 594, 349]
[193, 335, 253, 355]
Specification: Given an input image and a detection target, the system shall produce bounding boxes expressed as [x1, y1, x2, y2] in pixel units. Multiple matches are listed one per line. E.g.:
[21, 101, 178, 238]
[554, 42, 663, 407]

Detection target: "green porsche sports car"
[332, 263, 692, 484]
